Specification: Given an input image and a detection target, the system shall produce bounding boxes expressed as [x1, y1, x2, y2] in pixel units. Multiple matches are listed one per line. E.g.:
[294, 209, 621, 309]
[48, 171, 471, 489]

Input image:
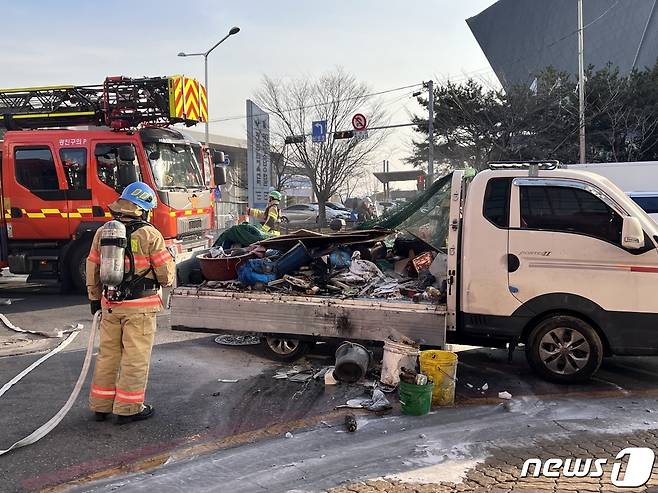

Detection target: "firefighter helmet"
[120, 182, 157, 210]
[269, 190, 282, 201]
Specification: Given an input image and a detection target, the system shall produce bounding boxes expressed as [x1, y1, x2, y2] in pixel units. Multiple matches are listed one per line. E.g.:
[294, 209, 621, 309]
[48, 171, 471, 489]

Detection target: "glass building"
[467, 0, 658, 87]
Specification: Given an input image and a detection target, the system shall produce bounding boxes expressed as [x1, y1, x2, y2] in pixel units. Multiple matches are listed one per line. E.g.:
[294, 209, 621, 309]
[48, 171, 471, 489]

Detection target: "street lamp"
[178, 26, 240, 146]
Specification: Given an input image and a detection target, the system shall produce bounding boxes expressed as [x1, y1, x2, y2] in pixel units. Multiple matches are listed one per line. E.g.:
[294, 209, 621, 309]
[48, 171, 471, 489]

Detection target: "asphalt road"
[75, 396, 658, 493]
[2, 275, 658, 492]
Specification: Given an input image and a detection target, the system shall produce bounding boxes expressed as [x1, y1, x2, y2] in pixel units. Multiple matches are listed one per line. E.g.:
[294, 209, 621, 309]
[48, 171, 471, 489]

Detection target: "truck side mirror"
[118, 145, 136, 162]
[622, 216, 645, 249]
[213, 165, 227, 186]
[212, 150, 225, 166]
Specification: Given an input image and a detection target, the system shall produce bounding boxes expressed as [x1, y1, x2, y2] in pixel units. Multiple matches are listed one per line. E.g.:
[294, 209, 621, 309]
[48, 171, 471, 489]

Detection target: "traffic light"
[285, 135, 305, 144]
[333, 130, 354, 140]
[417, 175, 425, 191]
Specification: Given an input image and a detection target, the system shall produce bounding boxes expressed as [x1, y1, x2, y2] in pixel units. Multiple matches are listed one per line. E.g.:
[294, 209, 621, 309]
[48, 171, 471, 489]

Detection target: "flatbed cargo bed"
[170, 287, 446, 346]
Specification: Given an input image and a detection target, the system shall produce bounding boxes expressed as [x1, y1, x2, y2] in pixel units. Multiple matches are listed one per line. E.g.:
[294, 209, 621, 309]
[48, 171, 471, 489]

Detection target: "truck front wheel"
[525, 315, 603, 383]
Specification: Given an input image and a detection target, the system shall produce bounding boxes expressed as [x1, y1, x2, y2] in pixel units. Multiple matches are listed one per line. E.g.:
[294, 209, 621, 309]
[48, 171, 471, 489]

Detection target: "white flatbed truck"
[172, 164, 658, 383]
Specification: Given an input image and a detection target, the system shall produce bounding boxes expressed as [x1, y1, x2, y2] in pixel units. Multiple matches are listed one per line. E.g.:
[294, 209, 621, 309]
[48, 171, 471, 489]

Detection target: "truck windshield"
[145, 142, 204, 190]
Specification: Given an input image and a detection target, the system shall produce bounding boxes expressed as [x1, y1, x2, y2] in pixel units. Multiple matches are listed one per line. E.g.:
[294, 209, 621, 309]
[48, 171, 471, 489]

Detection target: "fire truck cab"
[0, 127, 215, 290]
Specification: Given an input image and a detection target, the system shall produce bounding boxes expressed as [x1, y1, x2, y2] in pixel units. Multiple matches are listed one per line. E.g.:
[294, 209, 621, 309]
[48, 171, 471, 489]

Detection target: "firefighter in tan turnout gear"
[87, 181, 175, 424]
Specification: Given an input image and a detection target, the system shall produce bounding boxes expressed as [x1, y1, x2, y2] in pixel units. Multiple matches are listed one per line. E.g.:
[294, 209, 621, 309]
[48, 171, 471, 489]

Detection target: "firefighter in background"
[87, 182, 175, 424]
[247, 190, 282, 236]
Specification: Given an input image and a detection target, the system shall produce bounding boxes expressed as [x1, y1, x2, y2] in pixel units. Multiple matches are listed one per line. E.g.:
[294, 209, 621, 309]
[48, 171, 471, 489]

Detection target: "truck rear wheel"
[260, 336, 313, 362]
[525, 315, 603, 383]
[68, 242, 91, 293]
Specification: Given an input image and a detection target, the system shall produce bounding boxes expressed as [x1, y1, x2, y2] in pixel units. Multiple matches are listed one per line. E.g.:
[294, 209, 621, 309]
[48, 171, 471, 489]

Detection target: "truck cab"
[460, 164, 658, 381]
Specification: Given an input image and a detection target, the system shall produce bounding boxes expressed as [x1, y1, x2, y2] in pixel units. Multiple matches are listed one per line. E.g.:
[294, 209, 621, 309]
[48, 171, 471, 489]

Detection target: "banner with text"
[246, 99, 271, 210]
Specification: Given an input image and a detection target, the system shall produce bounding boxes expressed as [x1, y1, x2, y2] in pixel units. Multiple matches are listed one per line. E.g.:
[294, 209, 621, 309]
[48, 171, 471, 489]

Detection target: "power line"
[497, 0, 621, 74]
[206, 83, 423, 124]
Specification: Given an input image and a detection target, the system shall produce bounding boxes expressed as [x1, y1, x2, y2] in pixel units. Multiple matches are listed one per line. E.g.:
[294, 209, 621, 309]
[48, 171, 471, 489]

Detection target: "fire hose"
[0, 310, 100, 456]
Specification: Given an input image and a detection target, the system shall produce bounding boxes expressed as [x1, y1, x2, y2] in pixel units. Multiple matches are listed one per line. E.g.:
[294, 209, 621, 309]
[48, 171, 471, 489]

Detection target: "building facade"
[468, 0, 658, 87]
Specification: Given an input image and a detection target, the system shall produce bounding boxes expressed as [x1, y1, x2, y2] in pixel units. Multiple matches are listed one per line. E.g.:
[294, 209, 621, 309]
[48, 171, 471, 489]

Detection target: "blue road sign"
[312, 120, 327, 143]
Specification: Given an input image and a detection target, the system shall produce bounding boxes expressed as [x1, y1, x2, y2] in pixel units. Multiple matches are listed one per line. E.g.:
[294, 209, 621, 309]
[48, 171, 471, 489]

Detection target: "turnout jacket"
[86, 220, 175, 314]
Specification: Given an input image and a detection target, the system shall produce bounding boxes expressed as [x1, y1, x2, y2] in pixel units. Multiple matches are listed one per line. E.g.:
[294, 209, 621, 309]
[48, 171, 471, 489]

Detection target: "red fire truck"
[0, 75, 224, 290]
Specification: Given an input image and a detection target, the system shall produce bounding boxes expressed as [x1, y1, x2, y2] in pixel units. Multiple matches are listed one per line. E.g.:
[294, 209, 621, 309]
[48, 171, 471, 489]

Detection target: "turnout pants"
[89, 311, 156, 416]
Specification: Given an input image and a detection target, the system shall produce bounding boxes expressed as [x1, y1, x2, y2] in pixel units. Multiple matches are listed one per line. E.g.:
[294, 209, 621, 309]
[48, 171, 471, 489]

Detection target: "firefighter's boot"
[115, 404, 155, 425]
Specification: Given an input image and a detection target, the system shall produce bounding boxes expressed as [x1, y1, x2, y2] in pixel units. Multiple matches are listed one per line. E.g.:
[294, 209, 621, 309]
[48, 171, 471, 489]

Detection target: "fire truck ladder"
[0, 76, 206, 130]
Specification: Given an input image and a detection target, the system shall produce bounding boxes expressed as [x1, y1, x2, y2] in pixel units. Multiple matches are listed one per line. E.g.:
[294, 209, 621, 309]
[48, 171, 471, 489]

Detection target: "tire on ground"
[525, 314, 603, 384]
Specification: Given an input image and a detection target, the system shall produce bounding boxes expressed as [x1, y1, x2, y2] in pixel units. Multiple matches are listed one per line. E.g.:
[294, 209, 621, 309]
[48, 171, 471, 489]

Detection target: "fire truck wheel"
[69, 242, 91, 293]
[525, 315, 603, 384]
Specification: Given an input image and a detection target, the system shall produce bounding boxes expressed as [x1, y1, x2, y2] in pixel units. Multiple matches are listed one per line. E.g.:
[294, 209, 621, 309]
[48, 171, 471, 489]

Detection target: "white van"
[568, 162, 658, 221]
[628, 191, 658, 222]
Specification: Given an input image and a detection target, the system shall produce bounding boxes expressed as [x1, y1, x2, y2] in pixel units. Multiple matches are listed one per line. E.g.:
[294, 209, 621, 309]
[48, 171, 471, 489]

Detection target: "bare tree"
[256, 68, 388, 225]
[269, 141, 295, 192]
[339, 166, 368, 203]
[229, 143, 292, 197]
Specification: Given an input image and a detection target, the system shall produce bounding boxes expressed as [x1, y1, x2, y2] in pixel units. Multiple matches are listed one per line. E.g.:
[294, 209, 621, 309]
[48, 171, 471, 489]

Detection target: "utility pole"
[426, 80, 435, 183]
[578, 0, 586, 163]
[382, 160, 387, 200]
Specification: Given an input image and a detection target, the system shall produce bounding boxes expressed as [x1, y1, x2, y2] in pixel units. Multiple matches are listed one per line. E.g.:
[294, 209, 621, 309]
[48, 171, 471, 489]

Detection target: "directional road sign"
[312, 120, 327, 143]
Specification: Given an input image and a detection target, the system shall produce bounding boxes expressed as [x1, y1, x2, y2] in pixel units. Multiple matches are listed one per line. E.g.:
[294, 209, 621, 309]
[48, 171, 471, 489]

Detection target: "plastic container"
[399, 380, 433, 416]
[274, 241, 312, 277]
[420, 350, 458, 406]
[334, 342, 371, 383]
[380, 339, 420, 387]
[198, 252, 255, 281]
[237, 259, 277, 286]
[329, 248, 352, 269]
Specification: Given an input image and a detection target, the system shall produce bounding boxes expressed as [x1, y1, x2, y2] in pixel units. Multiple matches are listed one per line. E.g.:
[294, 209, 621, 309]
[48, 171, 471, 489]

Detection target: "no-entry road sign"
[352, 113, 367, 131]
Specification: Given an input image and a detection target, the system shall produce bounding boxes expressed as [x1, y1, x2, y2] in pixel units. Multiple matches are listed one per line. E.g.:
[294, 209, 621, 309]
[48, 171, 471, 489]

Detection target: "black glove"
[90, 299, 101, 315]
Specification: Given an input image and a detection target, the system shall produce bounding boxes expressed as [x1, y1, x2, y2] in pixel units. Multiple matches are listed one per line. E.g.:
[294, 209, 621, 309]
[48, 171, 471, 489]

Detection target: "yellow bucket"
[419, 350, 458, 406]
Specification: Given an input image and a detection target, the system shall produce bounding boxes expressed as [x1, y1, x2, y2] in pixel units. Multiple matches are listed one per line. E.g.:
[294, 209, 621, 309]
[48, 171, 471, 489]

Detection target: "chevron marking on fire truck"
[199, 84, 208, 122]
[172, 76, 185, 119]
[183, 78, 200, 121]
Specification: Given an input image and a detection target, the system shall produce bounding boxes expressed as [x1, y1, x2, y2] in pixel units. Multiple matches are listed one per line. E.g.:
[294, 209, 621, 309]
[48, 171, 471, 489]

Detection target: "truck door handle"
[507, 254, 520, 273]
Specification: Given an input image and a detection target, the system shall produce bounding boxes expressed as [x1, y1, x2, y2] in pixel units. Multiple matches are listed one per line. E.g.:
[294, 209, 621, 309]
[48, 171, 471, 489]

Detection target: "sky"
[0, 0, 497, 191]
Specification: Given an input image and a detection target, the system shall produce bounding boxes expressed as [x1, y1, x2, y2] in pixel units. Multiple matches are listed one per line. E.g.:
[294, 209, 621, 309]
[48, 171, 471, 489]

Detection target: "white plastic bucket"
[380, 339, 420, 386]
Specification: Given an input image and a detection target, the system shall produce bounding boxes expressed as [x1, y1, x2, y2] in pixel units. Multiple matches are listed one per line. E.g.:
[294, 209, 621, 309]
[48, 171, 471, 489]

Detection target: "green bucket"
[399, 381, 434, 416]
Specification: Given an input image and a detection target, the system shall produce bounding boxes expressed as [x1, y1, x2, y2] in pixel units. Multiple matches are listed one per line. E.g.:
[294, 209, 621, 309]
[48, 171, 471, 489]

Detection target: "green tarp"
[214, 223, 269, 248]
[356, 173, 453, 231]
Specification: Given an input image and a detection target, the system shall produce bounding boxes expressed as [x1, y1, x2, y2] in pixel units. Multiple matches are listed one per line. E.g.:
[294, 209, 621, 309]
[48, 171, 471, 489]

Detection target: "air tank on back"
[99, 220, 127, 298]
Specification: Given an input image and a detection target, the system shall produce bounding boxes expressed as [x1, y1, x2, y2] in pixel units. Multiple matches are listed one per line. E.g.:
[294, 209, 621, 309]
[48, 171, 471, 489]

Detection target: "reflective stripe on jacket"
[250, 204, 281, 236]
